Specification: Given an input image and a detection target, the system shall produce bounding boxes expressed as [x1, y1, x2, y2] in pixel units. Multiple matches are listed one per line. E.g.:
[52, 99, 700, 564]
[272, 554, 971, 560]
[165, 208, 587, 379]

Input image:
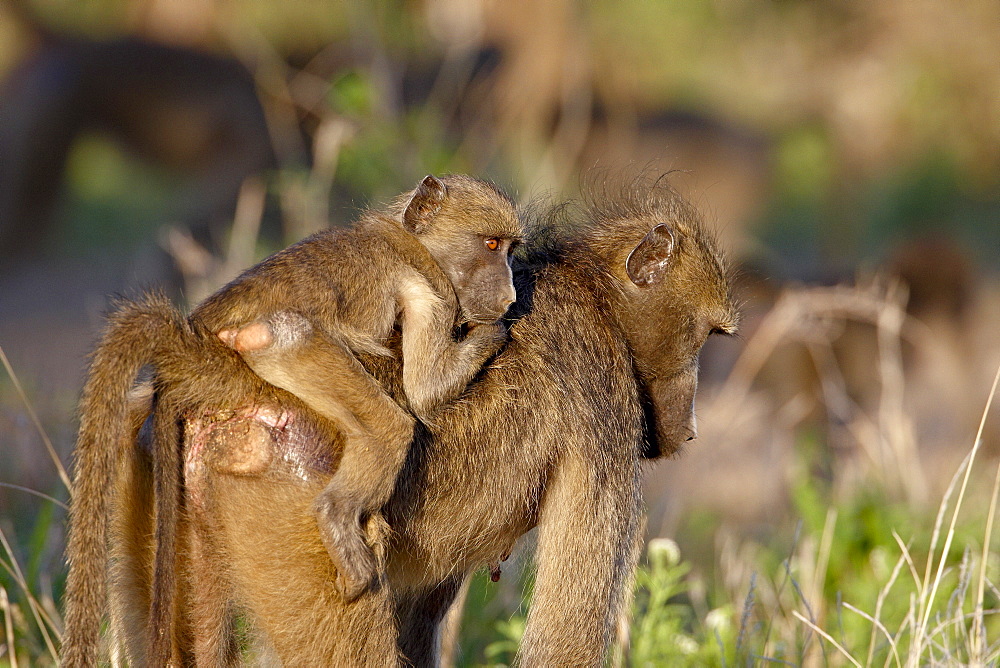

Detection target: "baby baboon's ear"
[625, 224, 675, 287]
[403, 175, 448, 234]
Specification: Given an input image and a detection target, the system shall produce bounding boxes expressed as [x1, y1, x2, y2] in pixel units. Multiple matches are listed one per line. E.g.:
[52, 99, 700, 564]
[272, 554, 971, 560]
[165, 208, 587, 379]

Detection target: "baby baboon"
[196, 174, 520, 605]
[60, 174, 521, 667]
[109, 176, 738, 665]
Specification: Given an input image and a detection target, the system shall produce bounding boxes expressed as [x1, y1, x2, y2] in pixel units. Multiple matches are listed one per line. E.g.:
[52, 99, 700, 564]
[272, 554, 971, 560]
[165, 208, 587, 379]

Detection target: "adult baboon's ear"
[626, 224, 675, 287]
[403, 175, 448, 234]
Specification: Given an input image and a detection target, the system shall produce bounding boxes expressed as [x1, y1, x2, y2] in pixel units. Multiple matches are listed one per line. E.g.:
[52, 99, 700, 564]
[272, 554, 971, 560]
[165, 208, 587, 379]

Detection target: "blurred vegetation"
[1, 0, 997, 265]
[1, 0, 999, 665]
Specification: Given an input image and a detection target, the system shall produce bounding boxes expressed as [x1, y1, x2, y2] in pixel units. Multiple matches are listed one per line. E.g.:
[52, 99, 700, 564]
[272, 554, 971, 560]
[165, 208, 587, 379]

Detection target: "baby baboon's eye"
[484, 238, 500, 251]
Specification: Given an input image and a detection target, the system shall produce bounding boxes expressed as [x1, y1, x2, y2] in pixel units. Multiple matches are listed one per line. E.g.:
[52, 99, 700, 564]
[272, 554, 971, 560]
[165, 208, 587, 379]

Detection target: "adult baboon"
[103, 176, 738, 666]
[99, 175, 737, 666]
[61, 174, 521, 667]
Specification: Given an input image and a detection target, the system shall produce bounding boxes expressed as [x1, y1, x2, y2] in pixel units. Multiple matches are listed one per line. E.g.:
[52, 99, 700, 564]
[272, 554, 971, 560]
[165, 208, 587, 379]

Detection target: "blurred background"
[1, 0, 998, 664]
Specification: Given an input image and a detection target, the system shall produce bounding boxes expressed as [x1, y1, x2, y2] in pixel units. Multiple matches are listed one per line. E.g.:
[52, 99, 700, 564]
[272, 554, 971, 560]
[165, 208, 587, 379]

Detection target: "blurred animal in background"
[0, 0, 276, 260]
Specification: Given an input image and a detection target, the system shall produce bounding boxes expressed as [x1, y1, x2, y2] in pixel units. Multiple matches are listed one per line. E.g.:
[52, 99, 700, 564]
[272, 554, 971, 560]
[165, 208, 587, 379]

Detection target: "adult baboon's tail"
[61, 292, 188, 667]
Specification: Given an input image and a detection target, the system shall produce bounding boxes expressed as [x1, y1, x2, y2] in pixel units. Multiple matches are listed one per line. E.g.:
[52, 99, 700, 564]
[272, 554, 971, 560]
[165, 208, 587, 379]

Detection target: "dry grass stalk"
[161, 177, 267, 307]
[706, 280, 934, 503]
[913, 363, 1000, 662]
[0, 525, 60, 662]
[0, 345, 71, 492]
[970, 458, 1000, 661]
[2, 586, 18, 668]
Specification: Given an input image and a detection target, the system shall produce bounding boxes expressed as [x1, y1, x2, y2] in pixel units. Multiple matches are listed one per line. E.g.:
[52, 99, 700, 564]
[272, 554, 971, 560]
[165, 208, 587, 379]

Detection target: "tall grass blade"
[917, 362, 1000, 650]
[793, 610, 862, 667]
[843, 601, 901, 668]
[2, 586, 19, 668]
[971, 458, 1000, 663]
[0, 525, 60, 660]
[0, 483, 67, 510]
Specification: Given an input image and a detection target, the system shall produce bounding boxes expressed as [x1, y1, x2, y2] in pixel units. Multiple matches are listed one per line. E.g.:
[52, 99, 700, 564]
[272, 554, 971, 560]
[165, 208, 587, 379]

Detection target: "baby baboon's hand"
[465, 320, 508, 357]
[217, 311, 313, 355]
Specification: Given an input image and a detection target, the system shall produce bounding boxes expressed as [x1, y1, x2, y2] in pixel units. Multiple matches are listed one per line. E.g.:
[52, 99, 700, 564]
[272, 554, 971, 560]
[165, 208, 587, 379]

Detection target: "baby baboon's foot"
[217, 311, 312, 354]
[313, 497, 378, 602]
[334, 543, 377, 603]
[466, 320, 508, 354]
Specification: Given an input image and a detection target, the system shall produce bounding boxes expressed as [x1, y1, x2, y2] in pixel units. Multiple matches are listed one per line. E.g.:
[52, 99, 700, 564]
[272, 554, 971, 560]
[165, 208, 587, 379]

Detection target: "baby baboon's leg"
[220, 314, 415, 601]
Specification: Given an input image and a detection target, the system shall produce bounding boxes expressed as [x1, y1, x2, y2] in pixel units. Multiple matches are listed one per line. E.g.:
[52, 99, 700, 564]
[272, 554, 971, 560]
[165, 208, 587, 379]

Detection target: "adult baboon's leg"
[208, 472, 401, 665]
[396, 576, 465, 666]
[518, 450, 643, 666]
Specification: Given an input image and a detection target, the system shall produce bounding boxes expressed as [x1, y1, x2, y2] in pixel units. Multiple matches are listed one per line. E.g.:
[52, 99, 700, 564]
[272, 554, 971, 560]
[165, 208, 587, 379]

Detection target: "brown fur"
[60, 291, 270, 667]
[110, 176, 738, 665]
[61, 174, 521, 666]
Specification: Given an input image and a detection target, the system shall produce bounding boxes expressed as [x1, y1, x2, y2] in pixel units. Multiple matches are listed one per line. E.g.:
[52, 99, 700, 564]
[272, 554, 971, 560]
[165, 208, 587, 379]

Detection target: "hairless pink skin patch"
[183, 404, 336, 502]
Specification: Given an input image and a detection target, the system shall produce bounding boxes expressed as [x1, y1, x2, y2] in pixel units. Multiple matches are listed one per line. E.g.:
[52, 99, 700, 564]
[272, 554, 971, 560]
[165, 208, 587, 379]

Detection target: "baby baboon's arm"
[396, 275, 505, 419]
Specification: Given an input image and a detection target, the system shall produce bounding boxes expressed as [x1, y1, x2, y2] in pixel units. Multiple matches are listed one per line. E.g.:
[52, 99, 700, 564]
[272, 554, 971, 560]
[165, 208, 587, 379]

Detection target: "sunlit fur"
[103, 175, 737, 665]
